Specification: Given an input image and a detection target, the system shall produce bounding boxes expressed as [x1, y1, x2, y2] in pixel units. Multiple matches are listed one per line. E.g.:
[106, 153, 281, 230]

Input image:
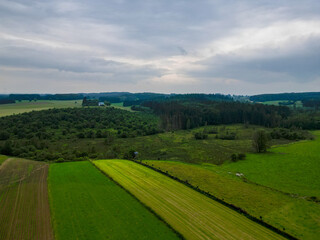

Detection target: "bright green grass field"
[143, 160, 320, 240]
[94, 159, 286, 240]
[0, 100, 81, 117]
[262, 100, 303, 108]
[110, 102, 134, 112]
[0, 155, 9, 166]
[48, 161, 179, 240]
[221, 130, 320, 198]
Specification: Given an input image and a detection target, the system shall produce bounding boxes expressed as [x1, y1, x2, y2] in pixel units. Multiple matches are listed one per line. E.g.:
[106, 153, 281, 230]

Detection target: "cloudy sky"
[0, 0, 319, 95]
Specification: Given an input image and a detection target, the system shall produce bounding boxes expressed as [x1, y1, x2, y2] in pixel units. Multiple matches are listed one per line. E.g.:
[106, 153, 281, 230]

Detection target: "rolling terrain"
[94, 159, 287, 240]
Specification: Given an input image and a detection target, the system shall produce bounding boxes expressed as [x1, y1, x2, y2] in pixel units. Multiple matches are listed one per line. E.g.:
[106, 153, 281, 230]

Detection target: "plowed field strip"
[0, 158, 54, 240]
[94, 160, 287, 240]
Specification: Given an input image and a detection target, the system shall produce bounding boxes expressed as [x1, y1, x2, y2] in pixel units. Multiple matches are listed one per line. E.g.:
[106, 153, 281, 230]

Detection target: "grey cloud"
[0, 0, 320, 93]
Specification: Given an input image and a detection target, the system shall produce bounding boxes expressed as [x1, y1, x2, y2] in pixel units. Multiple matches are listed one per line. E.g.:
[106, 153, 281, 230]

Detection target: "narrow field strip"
[0, 158, 54, 240]
[48, 161, 179, 240]
[94, 160, 287, 240]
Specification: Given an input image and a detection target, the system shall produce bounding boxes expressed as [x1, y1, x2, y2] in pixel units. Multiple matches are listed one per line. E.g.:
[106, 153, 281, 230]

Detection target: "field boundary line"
[89, 160, 185, 240]
[131, 159, 299, 240]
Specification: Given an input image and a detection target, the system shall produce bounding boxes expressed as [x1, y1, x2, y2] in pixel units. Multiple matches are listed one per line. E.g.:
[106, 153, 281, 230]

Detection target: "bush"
[230, 153, 246, 162]
[231, 154, 238, 162]
[217, 132, 236, 140]
[238, 153, 246, 160]
[194, 132, 208, 140]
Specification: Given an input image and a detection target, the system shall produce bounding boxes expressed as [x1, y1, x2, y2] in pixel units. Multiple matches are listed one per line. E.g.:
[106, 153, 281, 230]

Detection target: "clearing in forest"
[48, 161, 179, 240]
[0, 158, 53, 240]
[94, 159, 287, 240]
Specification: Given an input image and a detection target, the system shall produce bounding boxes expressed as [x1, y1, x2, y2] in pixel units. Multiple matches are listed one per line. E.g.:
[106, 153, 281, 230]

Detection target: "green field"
[48, 161, 179, 240]
[221, 130, 320, 198]
[94, 159, 286, 240]
[0, 155, 8, 166]
[262, 100, 303, 108]
[0, 100, 81, 117]
[144, 160, 320, 239]
[111, 102, 134, 111]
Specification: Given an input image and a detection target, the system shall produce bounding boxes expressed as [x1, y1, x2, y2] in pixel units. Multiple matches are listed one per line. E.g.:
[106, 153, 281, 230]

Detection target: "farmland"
[143, 160, 320, 239]
[221, 130, 320, 197]
[94, 159, 286, 240]
[0, 100, 81, 117]
[0, 158, 53, 240]
[48, 161, 179, 240]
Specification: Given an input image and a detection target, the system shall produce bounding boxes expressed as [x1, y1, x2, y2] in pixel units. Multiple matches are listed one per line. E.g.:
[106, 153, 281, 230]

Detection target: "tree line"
[142, 100, 293, 130]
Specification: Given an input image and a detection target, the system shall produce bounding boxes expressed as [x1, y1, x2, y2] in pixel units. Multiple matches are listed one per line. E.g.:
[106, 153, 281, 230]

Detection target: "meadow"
[58, 124, 286, 165]
[144, 160, 320, 239]
[0, 158, 53, 240]
[48, 161, 179, 240]
[0, 100, 81, 117]
[262, 100, 303, 108]
[221, 130, 320, 198]
[94, 159, 286, 240]
[111, 102, 135, 111]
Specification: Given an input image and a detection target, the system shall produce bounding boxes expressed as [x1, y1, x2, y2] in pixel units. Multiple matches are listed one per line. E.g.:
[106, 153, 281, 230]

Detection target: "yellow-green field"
[94, 159, 286, 240]
[143, 160, 320, 239]
[0, 100, 81, 117]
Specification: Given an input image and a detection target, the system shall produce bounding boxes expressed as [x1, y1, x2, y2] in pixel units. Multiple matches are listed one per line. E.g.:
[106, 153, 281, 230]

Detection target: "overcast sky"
[0, 0, 319, 95]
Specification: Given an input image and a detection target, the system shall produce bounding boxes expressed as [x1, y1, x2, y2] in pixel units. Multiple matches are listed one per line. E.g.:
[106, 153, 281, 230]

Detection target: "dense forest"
[250, 92, 320, 102]
[0, 107, 160, 161]
[142, 100, 293, 130]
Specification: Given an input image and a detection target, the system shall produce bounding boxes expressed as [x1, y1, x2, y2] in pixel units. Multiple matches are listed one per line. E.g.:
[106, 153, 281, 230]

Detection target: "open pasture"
[221, 130, 320, 198]
[0, 100, 80, 117]
[48, 161, 179, 240]
[144, 160, 320, 239]
[0, 158, 53, 240]
[94, 159, 286, 240]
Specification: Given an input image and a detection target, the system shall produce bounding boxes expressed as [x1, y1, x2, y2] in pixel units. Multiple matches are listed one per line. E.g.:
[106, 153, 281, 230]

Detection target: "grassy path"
[94, 160, 287, 240]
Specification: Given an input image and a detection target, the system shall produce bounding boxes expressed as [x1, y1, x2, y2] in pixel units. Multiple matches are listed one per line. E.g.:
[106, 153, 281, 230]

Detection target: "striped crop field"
[94, 160, 287, 240]
[0, 158, 53, 240]
[48, 161, 179, 240]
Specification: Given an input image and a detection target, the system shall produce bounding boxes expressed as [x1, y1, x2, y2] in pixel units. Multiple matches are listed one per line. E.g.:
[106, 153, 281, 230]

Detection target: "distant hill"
[250, 92, 320, 102]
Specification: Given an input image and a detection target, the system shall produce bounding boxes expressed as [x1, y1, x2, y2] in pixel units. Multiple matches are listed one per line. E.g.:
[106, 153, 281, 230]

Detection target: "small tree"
[252, 130, 269, 153]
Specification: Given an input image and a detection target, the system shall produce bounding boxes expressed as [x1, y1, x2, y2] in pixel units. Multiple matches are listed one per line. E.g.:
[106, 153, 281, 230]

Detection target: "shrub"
[238, 153, 246, 160]
[194, 132, 208, 140]
[231, 154, 238, 162]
